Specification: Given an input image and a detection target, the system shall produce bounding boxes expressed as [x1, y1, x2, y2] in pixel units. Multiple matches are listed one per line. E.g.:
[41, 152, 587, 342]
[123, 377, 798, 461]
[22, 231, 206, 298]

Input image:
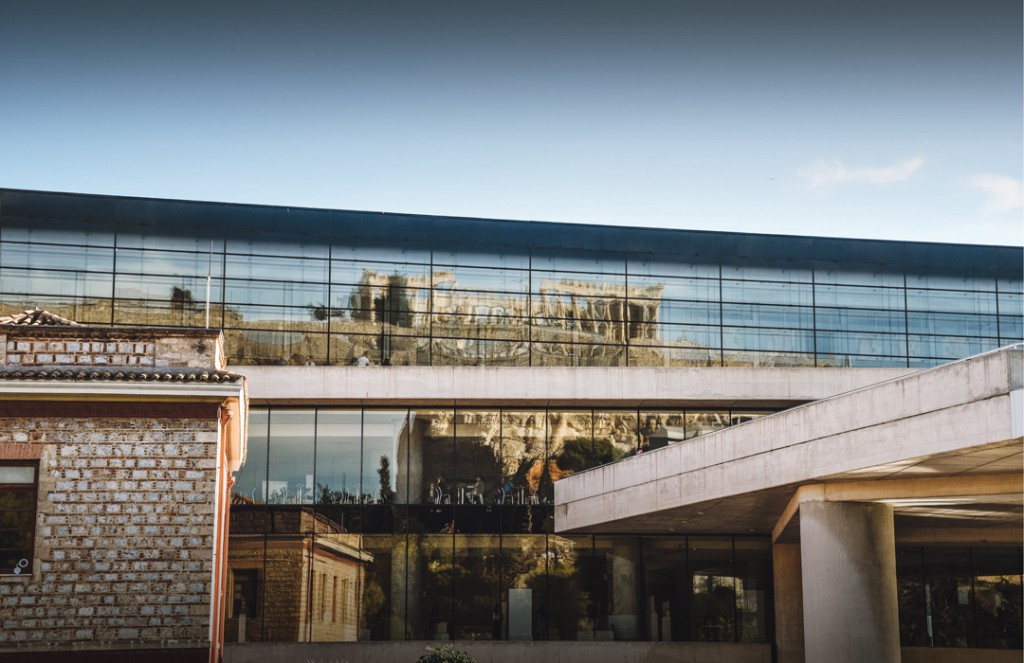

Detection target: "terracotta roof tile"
[0, 308, 80, 326]
[0, 368, 242, 383]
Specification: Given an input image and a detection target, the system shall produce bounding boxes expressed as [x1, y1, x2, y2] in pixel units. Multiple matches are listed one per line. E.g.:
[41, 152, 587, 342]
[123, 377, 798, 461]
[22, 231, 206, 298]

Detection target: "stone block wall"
[0, 327, 224, 371]
[0, 406, 221, 652]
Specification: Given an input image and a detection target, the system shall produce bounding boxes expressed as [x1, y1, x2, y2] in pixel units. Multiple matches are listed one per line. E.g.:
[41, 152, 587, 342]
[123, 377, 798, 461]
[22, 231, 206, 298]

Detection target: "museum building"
[0, 188, 1021, 663]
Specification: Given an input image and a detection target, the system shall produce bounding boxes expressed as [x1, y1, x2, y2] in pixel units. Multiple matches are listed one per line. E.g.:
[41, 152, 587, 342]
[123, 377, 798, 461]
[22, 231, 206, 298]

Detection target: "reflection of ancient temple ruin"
[533, 280, 663, 343]
[347, 270, 666, 364]
[227, 506, 372, 643]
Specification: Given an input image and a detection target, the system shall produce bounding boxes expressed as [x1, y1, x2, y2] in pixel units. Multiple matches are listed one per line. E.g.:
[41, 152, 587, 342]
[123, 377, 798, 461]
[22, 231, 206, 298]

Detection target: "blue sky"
[1, 0, 1021, 246]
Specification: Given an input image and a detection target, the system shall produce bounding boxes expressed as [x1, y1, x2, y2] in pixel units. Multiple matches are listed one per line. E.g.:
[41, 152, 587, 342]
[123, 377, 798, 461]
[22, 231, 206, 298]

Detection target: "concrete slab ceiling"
[555, 346, 1024, 538]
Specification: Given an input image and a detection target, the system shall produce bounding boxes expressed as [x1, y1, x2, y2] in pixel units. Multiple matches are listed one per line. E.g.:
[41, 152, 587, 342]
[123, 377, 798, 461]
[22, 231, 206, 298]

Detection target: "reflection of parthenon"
[350, 270, 665, 345]
[534, 280, 663, 343]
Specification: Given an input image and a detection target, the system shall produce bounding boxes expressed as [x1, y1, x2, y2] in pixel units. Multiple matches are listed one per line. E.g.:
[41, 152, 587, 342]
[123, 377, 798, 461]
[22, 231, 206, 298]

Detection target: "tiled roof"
[0, 368, 242, 383]
[0, 308, 80, 326]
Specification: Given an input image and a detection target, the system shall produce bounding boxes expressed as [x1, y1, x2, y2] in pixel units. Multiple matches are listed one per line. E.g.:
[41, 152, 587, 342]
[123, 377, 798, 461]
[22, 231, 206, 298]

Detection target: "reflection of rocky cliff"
[404, 410, 638, 502]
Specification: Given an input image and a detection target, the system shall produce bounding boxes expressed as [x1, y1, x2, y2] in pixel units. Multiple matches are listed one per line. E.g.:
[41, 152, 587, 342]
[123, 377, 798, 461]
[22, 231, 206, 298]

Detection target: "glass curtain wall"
[2, 193, 1019, 369]
[896, 545, 1023, 649]
[227, 406, 777, 644]
[229, 407, 1024, 648]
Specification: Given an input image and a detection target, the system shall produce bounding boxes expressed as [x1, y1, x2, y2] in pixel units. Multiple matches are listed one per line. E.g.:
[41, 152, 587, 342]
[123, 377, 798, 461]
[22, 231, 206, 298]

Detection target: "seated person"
[429, 475, 447, 504]
[465, 476, 484, 504]
[496, 478, 515, 504]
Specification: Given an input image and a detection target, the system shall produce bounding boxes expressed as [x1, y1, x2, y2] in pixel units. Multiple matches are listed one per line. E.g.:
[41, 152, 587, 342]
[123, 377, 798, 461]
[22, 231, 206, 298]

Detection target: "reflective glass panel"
[266, 410, 317, 505]
[0, 242, 113, 271]
[360, 534, 408, 640]
[816, 331, 906, 357]
[627, 275, 719, 302]
[233, 410, 268, 503]
[907, 312, 999, 337]
[896, 547, 928, 646]
[410, 410, 456, 507]
[629, 259, 718, 280]
[1000, 314, 1023, 342]
[314, 411, 361, 504]
[734, 539, 770, 643]
[224, 329, 328, 366]
[453, 534, 501, 639]
[652, 300, 719, 327]
[224, 278, 326, 308]
[723, 349, 815, 367]
[814, 269, 903, 287]
[972, 547, 1023, 649]
[639, 411, 686, 451]
[685, 411, 731, 439]
[309, 531, 365, 641]
[114, 299, 223, 329]
[689, 537, 735, 642]
[814, 284, 904, 310]
[547, 411, 594, 492]
[593, 411, 639, 460]
[0, 268, 112, 298]
[593, 536, 641, 641]
[363, 411, 409, 504]
[640, 537, 688, 641]
[409, 534, 454, 640]
[501, 535, 548, 641]
[997, 293, 1023, 317]
[500, 412, 547, 506]
[722, 304, 813, 329]
[547, 535, 598, 641]
[925, 547, 973, 647]
[721, 280, 812, 306]
[816, 308, 905, 334]
[452, 410, 502, 506]
[908, 334, 999, 359]
[722, 328, 814, 353]
[628, 345, 720, 367]
[531, 342, 626, 368]
[906, 273, 995, 291]
[721, 264, 811, 282]
[906, 289, 997, 315]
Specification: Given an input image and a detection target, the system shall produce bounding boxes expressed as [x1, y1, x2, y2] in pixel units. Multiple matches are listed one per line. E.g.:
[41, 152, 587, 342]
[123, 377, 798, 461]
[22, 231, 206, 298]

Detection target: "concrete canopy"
[554, 345, 1023, 540]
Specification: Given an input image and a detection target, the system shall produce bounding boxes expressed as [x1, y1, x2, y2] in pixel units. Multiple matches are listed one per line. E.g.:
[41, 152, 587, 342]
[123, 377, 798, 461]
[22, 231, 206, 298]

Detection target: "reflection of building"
[0, 189, 1021, 662]
[227, 506, 371, 643]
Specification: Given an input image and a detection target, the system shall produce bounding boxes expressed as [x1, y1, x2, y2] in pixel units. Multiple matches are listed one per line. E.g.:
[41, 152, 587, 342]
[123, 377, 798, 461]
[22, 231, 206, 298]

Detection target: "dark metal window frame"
[0, 460, 39, 576]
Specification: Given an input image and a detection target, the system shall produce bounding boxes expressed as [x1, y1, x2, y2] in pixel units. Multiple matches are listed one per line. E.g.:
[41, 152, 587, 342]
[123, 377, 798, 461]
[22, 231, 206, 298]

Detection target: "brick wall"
[0, 328, 224, 371]
[0, 413, 221, 651]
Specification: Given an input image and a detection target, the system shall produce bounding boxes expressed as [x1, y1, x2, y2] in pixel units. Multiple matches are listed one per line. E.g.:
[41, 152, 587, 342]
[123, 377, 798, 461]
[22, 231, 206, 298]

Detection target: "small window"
[0, 463, 38, 576]
[232, 569, 259, 617]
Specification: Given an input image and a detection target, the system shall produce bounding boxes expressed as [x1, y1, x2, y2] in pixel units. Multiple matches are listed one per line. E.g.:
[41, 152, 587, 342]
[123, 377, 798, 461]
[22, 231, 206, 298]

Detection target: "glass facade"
[4, 190, 1021, 650]
[229, 406, 775, 643]
[1, 189, 1020, 368]
[231, 407, 1024, 649]
[897, 546, 1023, 649]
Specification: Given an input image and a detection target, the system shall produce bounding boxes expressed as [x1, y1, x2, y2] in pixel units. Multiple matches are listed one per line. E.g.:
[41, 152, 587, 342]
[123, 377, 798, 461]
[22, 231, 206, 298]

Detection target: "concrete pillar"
[772, 542, 804, 663]
[800, 501, 900, 663]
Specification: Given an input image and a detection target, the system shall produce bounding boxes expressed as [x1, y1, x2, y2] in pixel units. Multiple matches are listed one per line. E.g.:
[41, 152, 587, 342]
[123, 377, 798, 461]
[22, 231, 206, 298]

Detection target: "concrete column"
[772, 542, 804, 663]
[800, 501, 900, 663]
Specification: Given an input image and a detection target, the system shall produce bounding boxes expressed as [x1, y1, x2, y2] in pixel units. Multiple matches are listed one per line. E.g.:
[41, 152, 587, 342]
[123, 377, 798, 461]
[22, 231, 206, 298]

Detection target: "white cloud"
[965, 173, 1024, 213]
[798, 156, 925, 188]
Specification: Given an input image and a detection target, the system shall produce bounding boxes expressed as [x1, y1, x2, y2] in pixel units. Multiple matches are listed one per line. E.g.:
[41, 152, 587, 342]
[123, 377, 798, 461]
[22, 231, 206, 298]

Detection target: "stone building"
[0, 311, 247, 663]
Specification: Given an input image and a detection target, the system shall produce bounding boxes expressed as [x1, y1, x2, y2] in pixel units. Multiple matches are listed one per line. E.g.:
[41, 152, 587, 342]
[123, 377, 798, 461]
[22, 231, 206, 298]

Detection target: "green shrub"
[415, 644, 476, 663]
